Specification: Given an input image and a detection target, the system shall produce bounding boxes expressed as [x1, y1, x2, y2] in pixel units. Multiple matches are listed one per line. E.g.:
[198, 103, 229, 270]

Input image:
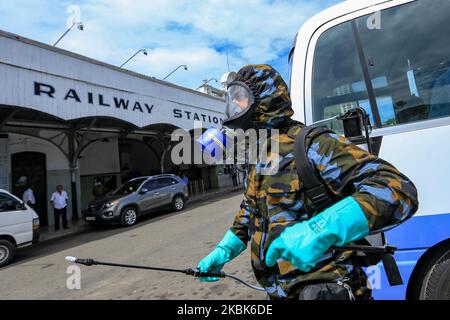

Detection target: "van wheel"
[0, 240, 15, 268]
[419, 249, 450, 300]
[120, 207, 138, 227]
[172, 195, 185, 211]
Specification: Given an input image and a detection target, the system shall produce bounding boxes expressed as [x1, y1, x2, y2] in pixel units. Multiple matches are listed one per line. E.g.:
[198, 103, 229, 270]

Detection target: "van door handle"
[171, 187, 176, 190]
[154, 192, 160, 196]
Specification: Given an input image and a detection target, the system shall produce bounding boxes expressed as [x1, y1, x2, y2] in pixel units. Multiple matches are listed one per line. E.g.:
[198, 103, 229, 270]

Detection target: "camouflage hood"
[233, 64, 294, 129]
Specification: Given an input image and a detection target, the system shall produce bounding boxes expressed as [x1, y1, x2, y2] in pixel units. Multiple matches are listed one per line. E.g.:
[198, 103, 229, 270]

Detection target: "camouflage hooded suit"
[227, 64, 419, 299]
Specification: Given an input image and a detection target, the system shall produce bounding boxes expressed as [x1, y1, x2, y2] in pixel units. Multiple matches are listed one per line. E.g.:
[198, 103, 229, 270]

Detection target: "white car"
[0, 189, 39, 268]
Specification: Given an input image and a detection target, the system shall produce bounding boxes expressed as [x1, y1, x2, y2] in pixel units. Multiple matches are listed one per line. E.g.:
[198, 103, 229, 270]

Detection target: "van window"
[312, 0, 450, 129]
[312, 21, 372, 132]
[0, 194, 21, 212]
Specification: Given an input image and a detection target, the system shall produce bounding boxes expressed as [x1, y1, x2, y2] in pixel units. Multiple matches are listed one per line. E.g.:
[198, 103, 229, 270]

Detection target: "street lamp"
[196, 78, 218, 89]
[163, 65, 188, 81]
[53, 21, 84, 47]
[120, 49, 148, 68]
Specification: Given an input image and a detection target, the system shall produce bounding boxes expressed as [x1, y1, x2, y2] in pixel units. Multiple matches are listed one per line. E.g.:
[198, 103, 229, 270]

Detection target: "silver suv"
[84, 174, 189, 227]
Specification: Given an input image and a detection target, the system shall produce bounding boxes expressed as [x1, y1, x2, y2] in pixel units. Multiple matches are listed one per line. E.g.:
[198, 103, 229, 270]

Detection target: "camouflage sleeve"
[229, 166, 255, 244]
[307, 133, 419, 233]
[229, 199, 251, 244]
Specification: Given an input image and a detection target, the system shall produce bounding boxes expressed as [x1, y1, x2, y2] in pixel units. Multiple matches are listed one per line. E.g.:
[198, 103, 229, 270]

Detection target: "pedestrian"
[181, 172, 189, 186]
[92, 179, 107, 200]
[196, 65, 419, 300]
[50, 185, 69, 231]
[22, 183, 36, 209]
[230, 166, 238, 187]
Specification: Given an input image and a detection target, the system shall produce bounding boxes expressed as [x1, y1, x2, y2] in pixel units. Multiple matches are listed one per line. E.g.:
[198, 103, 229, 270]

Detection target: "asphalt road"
[0, 192, 266, 300]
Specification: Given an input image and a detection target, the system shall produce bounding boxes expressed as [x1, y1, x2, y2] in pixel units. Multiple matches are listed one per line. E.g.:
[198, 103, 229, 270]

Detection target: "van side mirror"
[140, 188, 149, 194]
[339, 107, 367, 138]
[340, 111, 363, 138]
[339, 107, 373, 153]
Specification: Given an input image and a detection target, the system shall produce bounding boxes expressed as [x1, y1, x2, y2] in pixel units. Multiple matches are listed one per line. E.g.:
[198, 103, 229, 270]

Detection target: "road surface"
[0, 192, 266, 300]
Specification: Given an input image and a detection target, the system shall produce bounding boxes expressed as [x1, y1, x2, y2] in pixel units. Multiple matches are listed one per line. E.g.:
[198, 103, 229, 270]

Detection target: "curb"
[38, 223, 93, 244]
[187, 186, 243, 204]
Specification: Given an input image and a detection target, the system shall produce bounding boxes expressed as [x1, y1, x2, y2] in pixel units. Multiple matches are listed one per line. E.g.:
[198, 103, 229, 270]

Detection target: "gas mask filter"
[197, 81, 255, 163]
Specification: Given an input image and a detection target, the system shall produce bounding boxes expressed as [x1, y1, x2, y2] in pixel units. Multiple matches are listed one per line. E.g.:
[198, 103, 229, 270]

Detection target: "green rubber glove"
[265, 196, 370, 272]
[197, 230, 246, 282]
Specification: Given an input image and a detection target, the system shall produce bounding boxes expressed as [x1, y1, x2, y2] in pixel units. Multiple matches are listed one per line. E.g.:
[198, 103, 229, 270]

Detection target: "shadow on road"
[5, 191, 242, 269]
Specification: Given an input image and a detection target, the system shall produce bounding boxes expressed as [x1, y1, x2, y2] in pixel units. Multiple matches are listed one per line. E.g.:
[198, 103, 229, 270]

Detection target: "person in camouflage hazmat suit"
[197, 64, 419, 300]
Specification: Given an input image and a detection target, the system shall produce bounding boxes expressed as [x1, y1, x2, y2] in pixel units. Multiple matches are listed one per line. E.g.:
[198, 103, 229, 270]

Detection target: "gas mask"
[222, 81, 255, 131]
[197, 81, 255, 165]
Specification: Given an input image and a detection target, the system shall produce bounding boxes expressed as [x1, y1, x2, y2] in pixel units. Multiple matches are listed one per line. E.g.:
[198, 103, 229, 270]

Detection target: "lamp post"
[53, 21, 84, 47]
[196, 78, 218, 89]
[120, 49, 148, 68]
[162, 65, 188, 81]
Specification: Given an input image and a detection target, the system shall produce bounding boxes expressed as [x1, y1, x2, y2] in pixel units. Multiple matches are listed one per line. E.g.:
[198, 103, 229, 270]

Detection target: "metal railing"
[187, 179, 205, 196]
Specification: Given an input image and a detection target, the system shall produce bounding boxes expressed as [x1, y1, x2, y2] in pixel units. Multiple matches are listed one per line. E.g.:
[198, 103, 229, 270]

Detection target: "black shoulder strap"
[294, 126, 335, 208]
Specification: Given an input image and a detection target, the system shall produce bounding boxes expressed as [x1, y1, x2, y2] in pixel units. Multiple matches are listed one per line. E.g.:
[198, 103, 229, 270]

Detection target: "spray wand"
[65, 256, 266, 292]
[65, 244, 398, 293]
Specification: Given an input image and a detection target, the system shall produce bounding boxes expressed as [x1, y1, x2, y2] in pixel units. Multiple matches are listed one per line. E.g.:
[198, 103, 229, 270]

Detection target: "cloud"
[0, 0, 342, 89]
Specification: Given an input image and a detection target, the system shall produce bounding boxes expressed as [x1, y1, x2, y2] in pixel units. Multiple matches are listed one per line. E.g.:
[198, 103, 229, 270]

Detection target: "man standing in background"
[92, 179, 108, 200]
[181, 173, 189, 186]
[22, 183, 36, 209]
[230, 166, 238, 187]
[50, 185, 69, 231]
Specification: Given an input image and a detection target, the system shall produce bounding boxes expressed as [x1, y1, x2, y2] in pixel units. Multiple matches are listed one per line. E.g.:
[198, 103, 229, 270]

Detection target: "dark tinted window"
[113, 178, 147, 195]
[0, 193, 21, 212]
[142, 179, 158, 191]
[142, 178, 177, 190]
[312, 0, 450, 130]
[157, 178, 178, 188]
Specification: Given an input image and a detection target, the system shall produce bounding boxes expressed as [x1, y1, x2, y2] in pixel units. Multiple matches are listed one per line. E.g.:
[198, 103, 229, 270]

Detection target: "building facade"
[0, 29, 238, 226]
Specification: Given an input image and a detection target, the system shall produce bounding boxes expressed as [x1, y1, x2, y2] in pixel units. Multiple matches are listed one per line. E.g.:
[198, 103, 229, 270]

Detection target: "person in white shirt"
[50, 185, 69, 231]
[22, 184, 36, 208]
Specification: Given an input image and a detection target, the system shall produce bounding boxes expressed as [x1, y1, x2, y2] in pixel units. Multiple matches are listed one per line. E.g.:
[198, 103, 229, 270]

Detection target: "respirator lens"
[225, 83, 254, 120]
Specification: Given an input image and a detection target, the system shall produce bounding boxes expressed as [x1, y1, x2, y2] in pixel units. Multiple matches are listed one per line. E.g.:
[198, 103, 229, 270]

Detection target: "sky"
[0, 0, 342, 90]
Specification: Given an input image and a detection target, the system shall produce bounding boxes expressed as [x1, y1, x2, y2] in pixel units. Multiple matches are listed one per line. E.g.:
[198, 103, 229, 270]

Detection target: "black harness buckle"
[306, 185, 332, 206]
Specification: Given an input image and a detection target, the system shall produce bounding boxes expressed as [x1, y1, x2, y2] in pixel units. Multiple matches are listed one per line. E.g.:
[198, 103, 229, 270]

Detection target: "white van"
[0, 189, 39, 268]
[289, 0, 450, 299]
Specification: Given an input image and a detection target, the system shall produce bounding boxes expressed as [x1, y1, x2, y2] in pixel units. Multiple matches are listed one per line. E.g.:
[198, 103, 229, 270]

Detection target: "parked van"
[289, 0, 450, 299]
[0, 189, 39, 268]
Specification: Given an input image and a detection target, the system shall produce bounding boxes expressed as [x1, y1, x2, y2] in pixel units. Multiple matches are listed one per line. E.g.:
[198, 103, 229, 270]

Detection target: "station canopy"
[0, 29, 226, 135]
